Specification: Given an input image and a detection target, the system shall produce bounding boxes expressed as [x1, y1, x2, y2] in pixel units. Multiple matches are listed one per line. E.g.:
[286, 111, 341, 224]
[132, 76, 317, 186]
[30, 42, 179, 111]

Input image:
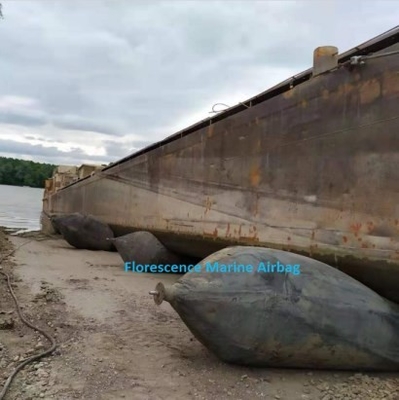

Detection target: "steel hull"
[42, 32, 399, 302]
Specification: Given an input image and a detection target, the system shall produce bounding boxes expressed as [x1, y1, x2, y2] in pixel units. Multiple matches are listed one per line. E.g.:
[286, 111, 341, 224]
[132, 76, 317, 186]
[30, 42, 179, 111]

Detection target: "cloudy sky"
[0, 1, 398, 166]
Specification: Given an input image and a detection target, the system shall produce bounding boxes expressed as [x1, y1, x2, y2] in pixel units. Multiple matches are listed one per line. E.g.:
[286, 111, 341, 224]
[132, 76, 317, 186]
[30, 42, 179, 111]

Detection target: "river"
[0, 184, 44, 233]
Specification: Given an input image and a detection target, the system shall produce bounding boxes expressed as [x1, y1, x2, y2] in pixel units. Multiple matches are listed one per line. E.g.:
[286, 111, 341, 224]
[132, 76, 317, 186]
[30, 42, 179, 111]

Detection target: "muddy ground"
[0, 230, 398, 400]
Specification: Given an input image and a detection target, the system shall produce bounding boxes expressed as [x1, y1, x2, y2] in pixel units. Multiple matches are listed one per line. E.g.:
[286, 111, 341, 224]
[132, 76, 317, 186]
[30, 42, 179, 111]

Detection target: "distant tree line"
[0, 157, 56, 188]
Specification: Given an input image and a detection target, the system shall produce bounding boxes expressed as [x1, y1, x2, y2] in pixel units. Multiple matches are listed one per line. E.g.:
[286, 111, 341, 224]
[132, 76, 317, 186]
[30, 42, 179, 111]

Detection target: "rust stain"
[366, 221, 374, 233]
[282, 88, 295, 99]
[359, 79, 381, 104]
[251, 226, 258, 240]
[250, 165, 261, 187]
[350, 222, 362, 237]
[239, 236, 259, 244]
[344, 83, 355, 94]
[311, 231, 315, 241]
[382, 71, 399, 96]
[301, 99, 308, 108]
[204, 197, 213, 214]
[203, 228, 218, 238]
[337, 83, 355, 97]
[202, 232, 213, 238]
[225, 223, 230, 237]
[343, 236, 348, 243]
[252, 193, 259, 217]
[287, 237, 291, 241]
[322, 89, 329, 100]
[314, 47, 337, 58]
[207, 124, 215, 138]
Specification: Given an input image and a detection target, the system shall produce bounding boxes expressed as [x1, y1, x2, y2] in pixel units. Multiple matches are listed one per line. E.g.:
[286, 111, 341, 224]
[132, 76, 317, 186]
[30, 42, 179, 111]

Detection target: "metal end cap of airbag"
[149, 282, 166, 305]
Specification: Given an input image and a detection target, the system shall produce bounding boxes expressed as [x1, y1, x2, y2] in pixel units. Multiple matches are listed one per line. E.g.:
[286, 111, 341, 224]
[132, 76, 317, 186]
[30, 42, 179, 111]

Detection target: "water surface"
[0, 184, 44, 233]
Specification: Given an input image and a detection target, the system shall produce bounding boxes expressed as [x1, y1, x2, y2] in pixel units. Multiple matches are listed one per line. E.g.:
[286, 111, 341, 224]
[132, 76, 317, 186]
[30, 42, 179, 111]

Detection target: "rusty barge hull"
[43, 28, 399, 302]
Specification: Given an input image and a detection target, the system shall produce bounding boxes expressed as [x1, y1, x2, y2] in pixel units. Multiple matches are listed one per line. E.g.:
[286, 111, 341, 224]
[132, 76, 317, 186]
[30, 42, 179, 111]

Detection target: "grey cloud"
[23, 135, 67, 145]
[0, 139, 115, 165]
[103, 139, 154, 159]
[102, 141, 133, 159]
[0, 140, 58, 157]
[0, 137, 150, 165]
[0, 112, 46, 127]
[129, 140, 154, 150]
[52, 115, 122, 137]
[0, 1, 398, 164]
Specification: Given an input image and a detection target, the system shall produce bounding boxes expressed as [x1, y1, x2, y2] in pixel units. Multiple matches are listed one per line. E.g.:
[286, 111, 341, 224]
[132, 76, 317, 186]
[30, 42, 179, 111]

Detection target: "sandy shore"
[0, 232, 398, 400]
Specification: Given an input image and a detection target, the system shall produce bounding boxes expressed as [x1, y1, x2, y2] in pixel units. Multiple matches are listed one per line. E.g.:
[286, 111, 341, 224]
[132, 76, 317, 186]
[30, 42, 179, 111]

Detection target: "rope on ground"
[0, 240, 58, 400]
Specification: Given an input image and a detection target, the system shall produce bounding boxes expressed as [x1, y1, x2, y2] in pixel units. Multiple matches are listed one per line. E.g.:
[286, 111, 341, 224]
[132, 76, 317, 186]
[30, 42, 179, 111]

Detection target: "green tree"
[0, 157, 56, 188]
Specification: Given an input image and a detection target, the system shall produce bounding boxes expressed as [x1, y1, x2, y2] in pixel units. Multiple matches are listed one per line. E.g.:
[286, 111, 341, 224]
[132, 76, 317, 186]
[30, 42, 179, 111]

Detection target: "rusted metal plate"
[43, 35, 399, 303]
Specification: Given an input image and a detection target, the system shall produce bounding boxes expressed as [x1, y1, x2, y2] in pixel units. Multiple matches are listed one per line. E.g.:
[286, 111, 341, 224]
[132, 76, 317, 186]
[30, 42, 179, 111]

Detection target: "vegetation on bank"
[0, 157, 56, 188]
